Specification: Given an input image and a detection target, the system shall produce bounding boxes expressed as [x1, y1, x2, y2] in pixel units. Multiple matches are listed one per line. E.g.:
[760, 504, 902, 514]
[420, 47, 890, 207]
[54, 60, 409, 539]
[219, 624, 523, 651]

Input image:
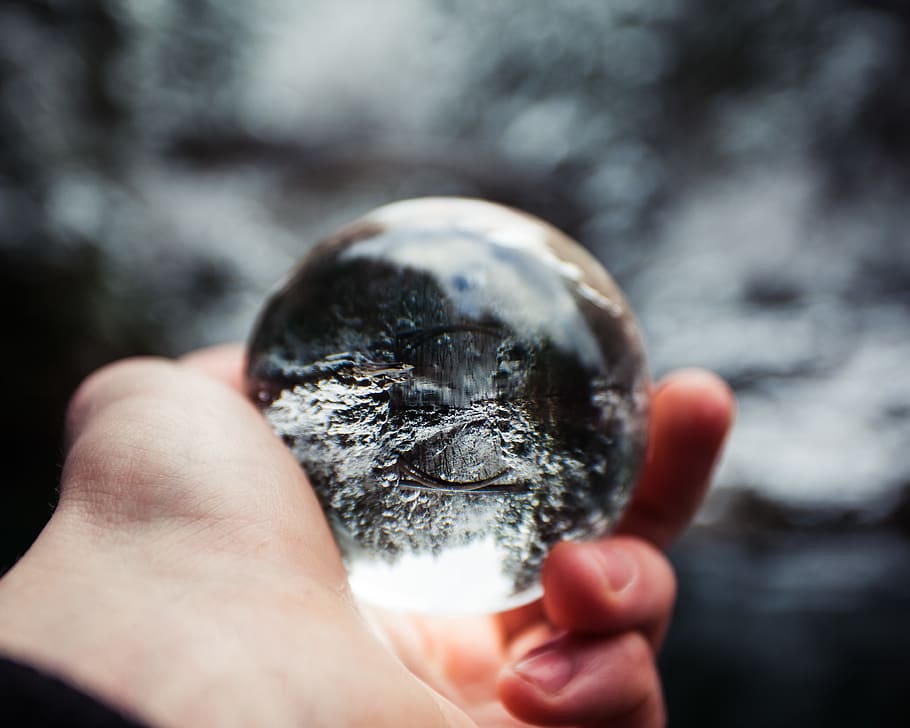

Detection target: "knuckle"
[65, 357, 176, 447]
[610, 536, 678, 608]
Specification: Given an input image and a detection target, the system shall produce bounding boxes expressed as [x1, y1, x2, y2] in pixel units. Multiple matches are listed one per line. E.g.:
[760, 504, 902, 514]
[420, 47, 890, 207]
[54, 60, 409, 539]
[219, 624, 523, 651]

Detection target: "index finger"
[179, 343, 247, 393]
[616, 369, 735, 548]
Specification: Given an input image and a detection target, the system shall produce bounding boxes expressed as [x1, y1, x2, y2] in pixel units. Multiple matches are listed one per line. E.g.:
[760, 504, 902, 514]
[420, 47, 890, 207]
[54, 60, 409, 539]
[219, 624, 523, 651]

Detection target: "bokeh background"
[2, 1, 909, 725]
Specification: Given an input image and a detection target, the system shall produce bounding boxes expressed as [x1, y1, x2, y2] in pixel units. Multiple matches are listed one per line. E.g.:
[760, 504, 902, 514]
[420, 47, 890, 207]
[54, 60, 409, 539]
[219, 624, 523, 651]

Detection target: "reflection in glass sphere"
[246, 198, 649, 614]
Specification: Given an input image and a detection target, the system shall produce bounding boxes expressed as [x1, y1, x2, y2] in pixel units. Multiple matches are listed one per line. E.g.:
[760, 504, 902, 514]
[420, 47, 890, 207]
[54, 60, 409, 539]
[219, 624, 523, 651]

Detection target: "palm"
[376, 604, 551, 726]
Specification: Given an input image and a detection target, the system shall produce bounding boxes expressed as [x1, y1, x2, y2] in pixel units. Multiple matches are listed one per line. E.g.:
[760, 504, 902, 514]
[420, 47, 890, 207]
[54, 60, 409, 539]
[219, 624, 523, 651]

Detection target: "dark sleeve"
[0, 656, 150, 728]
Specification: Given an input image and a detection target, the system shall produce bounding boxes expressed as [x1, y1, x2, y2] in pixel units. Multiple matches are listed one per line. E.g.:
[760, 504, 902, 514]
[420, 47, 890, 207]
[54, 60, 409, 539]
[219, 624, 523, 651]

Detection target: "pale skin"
[0, 345, 734, 727]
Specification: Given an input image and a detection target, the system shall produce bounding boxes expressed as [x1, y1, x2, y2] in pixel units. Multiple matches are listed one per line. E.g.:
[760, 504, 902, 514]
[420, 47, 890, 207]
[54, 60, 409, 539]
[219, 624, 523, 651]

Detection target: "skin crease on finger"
[0, 347, 732, 728]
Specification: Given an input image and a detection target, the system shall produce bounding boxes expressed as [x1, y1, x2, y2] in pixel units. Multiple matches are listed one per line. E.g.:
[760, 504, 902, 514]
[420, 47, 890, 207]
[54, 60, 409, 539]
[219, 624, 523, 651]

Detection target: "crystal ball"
[246, 198, 649, 614]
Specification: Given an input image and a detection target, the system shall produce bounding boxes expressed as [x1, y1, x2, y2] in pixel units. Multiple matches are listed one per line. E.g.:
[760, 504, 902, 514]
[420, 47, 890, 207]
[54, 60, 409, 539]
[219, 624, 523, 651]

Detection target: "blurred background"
[1, 0, 909, 725]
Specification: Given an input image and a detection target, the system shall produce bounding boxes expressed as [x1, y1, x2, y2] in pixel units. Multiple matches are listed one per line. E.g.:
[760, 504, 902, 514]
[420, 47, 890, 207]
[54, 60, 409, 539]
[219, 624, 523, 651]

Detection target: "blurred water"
[6, 0, 908, 511]
[2, 1, 909, 725]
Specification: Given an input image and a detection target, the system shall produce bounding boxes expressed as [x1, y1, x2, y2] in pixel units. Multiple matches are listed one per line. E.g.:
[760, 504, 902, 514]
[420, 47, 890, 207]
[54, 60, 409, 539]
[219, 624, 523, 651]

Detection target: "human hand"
[375, 366, 733, 727]
[0, 345, 732, 727]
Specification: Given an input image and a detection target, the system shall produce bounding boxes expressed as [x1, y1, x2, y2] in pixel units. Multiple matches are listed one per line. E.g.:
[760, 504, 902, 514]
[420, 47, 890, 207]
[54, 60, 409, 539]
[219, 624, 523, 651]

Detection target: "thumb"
[60, 355, 345, 584]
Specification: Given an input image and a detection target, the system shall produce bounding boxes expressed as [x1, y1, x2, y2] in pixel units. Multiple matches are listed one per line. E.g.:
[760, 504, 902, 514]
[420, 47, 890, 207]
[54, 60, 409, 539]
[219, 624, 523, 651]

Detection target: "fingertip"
[541, 541, 619, 631]
[178, 343, 247, 393]
[653, 368, 736, 447]
[498, 632, 663, 727]
[541, 538, 675, 645]
[617, 369, 734, 547]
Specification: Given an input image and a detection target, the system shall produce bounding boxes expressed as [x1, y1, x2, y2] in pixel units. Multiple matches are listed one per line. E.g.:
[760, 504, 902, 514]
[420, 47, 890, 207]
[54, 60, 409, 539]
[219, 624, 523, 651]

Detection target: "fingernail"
[513, 645, 575, 694]
[592, 544, 636, 594]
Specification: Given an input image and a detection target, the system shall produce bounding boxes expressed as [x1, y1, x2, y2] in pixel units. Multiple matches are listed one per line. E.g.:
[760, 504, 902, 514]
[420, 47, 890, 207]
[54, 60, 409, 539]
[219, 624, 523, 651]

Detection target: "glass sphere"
[246, 198, 649, 614]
